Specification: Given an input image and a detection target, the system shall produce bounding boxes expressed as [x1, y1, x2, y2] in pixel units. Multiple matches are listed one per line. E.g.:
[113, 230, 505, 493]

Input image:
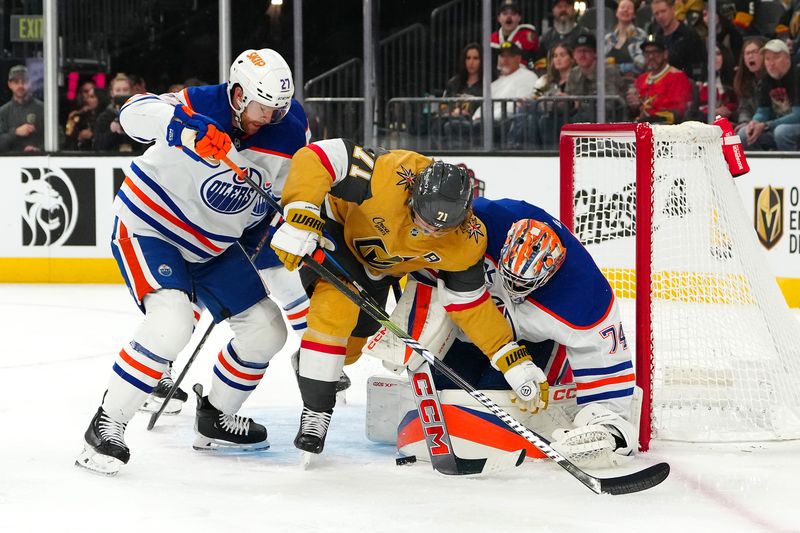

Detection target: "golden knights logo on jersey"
[354, 237, 416, 270]
[754, 185, 783, 250]
[395, 166, 416, 191]
[462, 215, 485, 243]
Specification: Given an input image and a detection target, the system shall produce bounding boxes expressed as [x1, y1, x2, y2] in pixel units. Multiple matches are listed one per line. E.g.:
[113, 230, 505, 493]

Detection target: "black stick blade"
[599, 462, 670, 495]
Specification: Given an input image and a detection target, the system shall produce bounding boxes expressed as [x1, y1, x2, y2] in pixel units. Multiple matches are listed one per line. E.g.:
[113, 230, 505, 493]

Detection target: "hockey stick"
[218, 157, 516, 475]
[409, 361, 525, 475]
[146, 224, 272, 431]
[221, 156, 670, 494]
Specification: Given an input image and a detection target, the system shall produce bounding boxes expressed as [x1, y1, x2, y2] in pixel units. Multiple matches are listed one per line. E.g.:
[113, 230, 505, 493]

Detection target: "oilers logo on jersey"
[200, 167, 270, 216]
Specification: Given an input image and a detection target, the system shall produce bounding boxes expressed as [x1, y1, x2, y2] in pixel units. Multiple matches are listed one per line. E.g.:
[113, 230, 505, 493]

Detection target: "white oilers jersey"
[472, 198, 636, 412]
[115, 84, 309, 262]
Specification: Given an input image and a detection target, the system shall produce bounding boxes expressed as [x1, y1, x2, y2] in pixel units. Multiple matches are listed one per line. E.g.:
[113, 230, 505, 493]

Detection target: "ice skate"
[192, 384, 269, 451]
[294, 406, 333, 456]
[75, 406, 130, 476]
[139, 364, 188, 415]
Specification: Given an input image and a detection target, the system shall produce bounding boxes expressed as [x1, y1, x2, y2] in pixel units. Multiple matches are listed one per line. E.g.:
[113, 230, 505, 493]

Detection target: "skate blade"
[300, 451, 318, 470]
[138, 397, 183, 416]
[74, 445, 123, 476]
[192, 435, 270, 453]
[335, 390, 347, 407]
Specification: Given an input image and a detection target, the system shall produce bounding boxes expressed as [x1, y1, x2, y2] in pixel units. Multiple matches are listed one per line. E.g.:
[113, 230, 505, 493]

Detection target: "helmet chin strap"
[227, 87, 246, 131]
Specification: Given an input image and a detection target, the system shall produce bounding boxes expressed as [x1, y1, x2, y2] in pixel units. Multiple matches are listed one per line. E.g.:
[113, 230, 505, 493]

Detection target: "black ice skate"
[192, 383, 269, 451]
[75, 406, 130, 476]
[139, 364, 188, 415]
[294, 406, 333, 455]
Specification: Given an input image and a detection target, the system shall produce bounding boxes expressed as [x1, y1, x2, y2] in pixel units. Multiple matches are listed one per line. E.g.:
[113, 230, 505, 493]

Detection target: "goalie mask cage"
[559, 122, 800, 451]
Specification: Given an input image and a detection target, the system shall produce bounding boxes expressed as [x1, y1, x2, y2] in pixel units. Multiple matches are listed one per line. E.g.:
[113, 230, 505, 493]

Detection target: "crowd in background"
[2, 0, 800, 152]
[0, 67, 204, 155]
[438, 0, 800, 150]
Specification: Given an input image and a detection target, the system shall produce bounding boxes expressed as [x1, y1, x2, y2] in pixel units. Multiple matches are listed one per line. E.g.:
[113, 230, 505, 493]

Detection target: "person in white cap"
[741, 39, 800, 151]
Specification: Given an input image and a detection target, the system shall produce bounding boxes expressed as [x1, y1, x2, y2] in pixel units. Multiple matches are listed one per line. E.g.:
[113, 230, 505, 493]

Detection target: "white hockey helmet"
[228, 48, 294, 129]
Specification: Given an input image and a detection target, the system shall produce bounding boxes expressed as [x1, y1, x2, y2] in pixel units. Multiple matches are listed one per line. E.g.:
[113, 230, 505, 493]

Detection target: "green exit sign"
[10, 15, 43, 42]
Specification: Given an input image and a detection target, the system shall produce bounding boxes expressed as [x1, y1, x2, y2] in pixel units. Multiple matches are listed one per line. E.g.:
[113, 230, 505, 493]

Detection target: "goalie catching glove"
[270, 201, 333, 271]
[551, 403, 636, 469]
[166, 105, 232, 162]
[491, 342, 548, 413]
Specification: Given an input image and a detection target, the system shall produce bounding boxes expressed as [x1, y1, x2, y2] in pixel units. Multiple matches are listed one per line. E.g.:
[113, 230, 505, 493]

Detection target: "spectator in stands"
[626, 34, 693, 124]
[473, 42, 538, 122]
[94, 73, 147, 153]
[538, 0, 589, 67]
[721, 0, 759, 36]
[697, 45, 739, 120]
[0, 65, 44, 152]
[129, 74, 147, 95]
[741, 39, 800, 150]
[440, 43, 483, 149]
[605, 0, 649, 83]
[531, 43, 575, 148]
[651, 0, 707, 80]
[674, 0, 705, 23]
[565, 33, 626, 119]
[64, 83, 102, 151]
[534, 43, 575, 99]
[704, 4, 744, 60]
[491, 0, 539, 74]
[444, 42, 483, 114]
[733, 36, 767, 130]
[472, 42, 538, 148]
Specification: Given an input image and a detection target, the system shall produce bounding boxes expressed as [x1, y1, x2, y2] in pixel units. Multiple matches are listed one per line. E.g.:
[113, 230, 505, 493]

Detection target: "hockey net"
[559, 122, 800, 450]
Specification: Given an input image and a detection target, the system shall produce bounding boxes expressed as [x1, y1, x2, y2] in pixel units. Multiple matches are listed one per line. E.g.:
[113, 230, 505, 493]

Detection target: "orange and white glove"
[491, 342, 549, 413]
[166, 105, 232, 162]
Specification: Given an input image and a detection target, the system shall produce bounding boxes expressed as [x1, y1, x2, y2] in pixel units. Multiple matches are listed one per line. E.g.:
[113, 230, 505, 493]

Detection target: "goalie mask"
[410, 161, 473, 231]
[228, 48, 293, 129]
[499, 219, 566, 302]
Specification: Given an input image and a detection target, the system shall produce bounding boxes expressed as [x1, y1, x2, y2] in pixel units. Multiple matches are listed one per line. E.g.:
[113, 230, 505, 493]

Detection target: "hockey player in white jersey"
[367, 197, 637, 468]
[76, 48, 310, 475]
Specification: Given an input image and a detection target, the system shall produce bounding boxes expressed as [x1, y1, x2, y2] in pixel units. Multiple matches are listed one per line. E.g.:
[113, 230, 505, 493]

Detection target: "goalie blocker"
[362, 277, 642, 466]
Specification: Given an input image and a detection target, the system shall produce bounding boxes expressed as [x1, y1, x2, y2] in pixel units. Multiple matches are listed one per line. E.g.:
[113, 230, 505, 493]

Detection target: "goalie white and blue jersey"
[114, 84, 309, 263]
[473, 198, 635, 410]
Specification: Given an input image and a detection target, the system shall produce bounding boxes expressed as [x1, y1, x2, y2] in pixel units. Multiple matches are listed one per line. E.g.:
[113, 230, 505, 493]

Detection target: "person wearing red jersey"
[626, 34, 693, 125]
[491, 0, 539, 72]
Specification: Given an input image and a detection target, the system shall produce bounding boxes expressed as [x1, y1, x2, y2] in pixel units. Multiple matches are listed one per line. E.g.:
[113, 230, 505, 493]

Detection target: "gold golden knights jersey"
[281, 138, 514, 355]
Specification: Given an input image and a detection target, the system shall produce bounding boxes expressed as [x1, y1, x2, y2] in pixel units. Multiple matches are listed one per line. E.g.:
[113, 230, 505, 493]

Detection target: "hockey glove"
[551, 404, 636, 468]
[491, 342, 549, 413]
[166, 105, 232, 162]
[270, 201, 326, 271]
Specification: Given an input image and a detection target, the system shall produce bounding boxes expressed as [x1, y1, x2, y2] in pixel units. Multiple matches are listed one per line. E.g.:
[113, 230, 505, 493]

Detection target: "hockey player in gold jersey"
[270, 138, 550, 455]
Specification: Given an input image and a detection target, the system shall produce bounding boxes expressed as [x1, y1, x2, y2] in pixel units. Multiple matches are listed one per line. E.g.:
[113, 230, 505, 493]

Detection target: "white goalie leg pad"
[208, 297, 287, 414]
[365, 375, 578, 461]
[363, 279, 458, 373]
[103, 289, 194, 423]
[552, 401, 638, 469]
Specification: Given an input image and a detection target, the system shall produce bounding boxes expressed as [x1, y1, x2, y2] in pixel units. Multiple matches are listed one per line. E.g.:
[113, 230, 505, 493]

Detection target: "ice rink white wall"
[1, 154, 798, 306]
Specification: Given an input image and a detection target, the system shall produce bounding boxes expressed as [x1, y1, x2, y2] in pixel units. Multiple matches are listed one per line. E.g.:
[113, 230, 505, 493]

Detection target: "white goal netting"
[564, 122, 800, 443]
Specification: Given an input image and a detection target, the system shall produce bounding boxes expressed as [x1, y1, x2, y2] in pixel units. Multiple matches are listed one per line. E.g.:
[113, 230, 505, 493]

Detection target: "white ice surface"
[1, 284, 799, 533]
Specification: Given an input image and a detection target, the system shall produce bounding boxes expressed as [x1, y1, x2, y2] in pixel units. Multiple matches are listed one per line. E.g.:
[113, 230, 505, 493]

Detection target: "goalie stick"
[221, 155, 670, 494]
[146, 228, 272, 431]
[409, 361, 525, 475]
